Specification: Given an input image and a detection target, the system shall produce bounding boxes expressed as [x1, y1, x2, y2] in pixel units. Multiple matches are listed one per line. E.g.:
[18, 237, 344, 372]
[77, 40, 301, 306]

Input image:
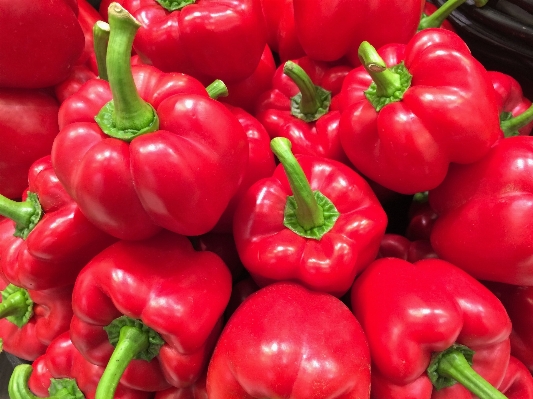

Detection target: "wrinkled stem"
[358, 41, 402, 98]
[283, 61, 321, 115]
[270, 137, 324, 230]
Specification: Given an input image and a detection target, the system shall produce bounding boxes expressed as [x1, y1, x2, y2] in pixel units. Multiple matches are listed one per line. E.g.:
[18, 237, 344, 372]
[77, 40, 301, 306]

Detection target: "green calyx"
[9, 365, 85, 399]
[96, 316, 164, 399]
[0, 284, 34, 328]
[428, 344, 508, 399]
[283, 61, 331, 122]
[270, 137, 339, 240]
[95, 3, 159, 142]
[155, 0, 195, 11]
[358, 41, 412, 112]
[0, 192, 43, 239]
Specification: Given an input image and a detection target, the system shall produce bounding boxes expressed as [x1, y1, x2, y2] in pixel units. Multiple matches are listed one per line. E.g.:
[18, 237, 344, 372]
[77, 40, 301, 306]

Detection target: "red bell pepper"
[233, 137, 387, 297]
[378, 233, 437, 263]
[120, 0, 266, 84]
[204, 83, 277, 233]
[338, 28, 502, 194]
[405, 192, 438, 241]
[206, 282, 371, 399]
[69, 230, 232, 398]
[484, 282, 533, 374]
[428, 136, 533, 285]
[351, 257, 513, 399]
[218, 45, 277, 115]
[52, 4, 248, 240]
[190, 231, 246, 281]
[255, 57, 352, 163]
[0, 156, 117, 291]
[8, 332, 151, 399]
[259, 0, 305, 63]
[489, 71, 533, 137]
[0, 0, 85, 88]
[498, 356, 533, 399]
[0, 89, 59, 200]
[223, 277, 260, 320]
[76, 0, 104, 68]
[292, 0, 424, 65]
[0, 274, 73, 361]
[154, 376, 207, 399]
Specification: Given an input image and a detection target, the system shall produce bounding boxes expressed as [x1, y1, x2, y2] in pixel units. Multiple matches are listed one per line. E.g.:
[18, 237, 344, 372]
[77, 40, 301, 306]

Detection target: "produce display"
[1, 0, 533, 398]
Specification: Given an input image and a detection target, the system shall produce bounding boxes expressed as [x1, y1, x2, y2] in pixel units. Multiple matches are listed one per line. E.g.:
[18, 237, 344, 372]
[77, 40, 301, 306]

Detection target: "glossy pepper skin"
[292, 0, 424, 65]
[0, 274, 73, 362]
[338, 28, 501, 194]
[498, 356, 533, 398]
[209, 102, 276, 234]
[0, 0, 84, 88]
[255, 57, 352, 163]
[8, 332, 151, 399]
[484, 282, 533, 373]
[121, 0, 266, 84]
[233, 138, 387, 297]
[0, 89, 59, 200]
[69, 230, 232, 396]
[52, 5, 248, 240]
[206, 282, 371, 399]
[378, 233, 437, 263]
[351, 257, 513, 399]
[259, 0, 305, 63]
[0, 156, 117, 291]
[428, 136, 533, 285]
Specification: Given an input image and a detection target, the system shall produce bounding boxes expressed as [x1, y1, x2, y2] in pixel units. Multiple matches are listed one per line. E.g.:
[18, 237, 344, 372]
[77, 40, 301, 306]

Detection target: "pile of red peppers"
[1, 0, 533, 398]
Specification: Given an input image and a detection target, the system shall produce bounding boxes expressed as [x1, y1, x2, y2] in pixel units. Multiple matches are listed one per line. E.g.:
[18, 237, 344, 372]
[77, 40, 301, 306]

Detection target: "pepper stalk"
[95, 316, 164, 399]
[0, 192, 42, 239]
[428, 344, 509, 399]
[270, 137, 339, 240]
[500, 103, 533, 137]
[358, 41, 412, 112]
[283, 61, 331, 122]
[94, 2, 159, 142]
[418, 0, 488, 31]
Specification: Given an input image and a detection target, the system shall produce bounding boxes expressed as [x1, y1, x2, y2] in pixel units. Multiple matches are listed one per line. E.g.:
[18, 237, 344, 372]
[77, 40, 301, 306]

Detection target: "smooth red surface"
[52, 66, 248, 240]
[429, 136, 533, 285]
[207, 282, 371, 399]
[0, 89, 59, 199]
[122, 0, 266, 83]
[293, 0, 424, 65]
[233, 154, 387, 297]
[70, 231, 232, 390]
[351, 257, 512, 398]
[0, 156, 117, 291]
[0, 0, 84, 88]
[338, 29, 501, 194]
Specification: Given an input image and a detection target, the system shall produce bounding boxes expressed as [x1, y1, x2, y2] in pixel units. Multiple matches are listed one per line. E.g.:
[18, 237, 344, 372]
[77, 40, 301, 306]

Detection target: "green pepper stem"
[501, 103, 533, 137]
[9, 365, 84, 399]
[105, 3, 155, 132]
[0, 290, 29, 319]
[0, 195, 36, 229]
[436, 349, 508, 399]
[358, 41, 402, 98]
[93, 20, 110, 81]
[419, 0, 487, 30]
[206, 79, 229, 99]
[283, 61, 322, 115]
[95, 325, 150, 399]
[270, 137, 324, 230]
